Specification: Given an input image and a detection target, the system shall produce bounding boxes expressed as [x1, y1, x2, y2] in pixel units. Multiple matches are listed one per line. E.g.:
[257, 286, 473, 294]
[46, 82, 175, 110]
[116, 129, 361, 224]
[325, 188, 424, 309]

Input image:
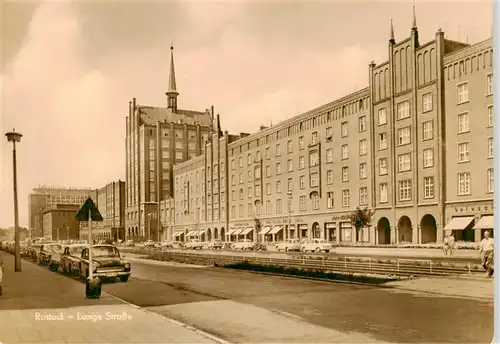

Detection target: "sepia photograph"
[0, 1, 495, 343]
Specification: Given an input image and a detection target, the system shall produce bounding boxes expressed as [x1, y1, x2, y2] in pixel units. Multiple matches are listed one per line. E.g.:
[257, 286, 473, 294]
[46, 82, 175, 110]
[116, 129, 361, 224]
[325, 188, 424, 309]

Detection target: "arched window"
[254, 200, 262, 216]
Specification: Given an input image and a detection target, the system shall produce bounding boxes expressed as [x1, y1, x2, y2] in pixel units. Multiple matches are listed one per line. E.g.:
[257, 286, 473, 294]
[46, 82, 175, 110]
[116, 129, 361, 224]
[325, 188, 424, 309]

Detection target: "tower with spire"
[166, 45, 179, 112]
[411, 6, 419, 48]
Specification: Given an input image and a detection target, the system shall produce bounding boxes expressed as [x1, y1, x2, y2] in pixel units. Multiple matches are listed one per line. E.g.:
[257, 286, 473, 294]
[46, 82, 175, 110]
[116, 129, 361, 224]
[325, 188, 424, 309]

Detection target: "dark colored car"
[79, 245, 131, 282]
[38, 243, 63, 266]
[60, 244, 87, 273]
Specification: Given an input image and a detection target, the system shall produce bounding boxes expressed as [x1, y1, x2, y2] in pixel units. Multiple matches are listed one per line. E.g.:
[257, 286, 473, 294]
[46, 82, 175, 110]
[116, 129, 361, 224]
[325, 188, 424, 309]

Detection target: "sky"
[0, 0, 493, 228]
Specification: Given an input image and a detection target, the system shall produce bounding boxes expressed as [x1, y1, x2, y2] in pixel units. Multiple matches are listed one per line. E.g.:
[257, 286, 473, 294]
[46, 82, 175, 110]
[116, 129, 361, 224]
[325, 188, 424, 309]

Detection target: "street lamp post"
[287, 191, 293, 240]
[56, 227, 60, 242]
[66, 225, 70, 241]
[6, 129, 22, 272]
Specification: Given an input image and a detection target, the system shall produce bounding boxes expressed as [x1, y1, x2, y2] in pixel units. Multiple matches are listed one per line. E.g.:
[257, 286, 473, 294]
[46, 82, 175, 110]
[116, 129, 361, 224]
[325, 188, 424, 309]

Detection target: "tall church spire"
[166, 43, 179, 112]
[412, 5, 417, 28]
[390, 18, 395, 43]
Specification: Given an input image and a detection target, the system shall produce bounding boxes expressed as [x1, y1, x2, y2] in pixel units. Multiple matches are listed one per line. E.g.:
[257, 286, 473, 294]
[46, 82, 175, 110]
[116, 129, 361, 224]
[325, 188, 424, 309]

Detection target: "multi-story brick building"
[162, 17, 493, 245]
[42, 204, 81, 241]
[125, 45, 215, 242]
[28, 186, 96, 238]
[79, 180, 126, 242]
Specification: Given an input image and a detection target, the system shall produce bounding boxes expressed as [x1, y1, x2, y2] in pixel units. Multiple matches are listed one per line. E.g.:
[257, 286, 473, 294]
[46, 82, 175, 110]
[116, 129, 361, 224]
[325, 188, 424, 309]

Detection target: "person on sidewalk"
[480, 230, 494, 278]
[449, 233, 456, 256]
[442, 234, 450, 255]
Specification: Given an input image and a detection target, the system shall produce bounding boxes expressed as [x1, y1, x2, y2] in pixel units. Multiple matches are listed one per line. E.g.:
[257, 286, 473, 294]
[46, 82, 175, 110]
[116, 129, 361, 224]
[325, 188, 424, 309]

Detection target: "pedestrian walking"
[442, 234, 450, 255]
[480, 230, 494, 278]
[449, 233, 456, 256]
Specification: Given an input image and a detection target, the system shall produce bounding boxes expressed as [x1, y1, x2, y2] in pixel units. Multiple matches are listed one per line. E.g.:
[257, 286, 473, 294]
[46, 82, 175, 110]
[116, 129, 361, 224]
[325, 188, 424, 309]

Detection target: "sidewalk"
[0, 252, 220, 343]
[386, 274, 494, 301]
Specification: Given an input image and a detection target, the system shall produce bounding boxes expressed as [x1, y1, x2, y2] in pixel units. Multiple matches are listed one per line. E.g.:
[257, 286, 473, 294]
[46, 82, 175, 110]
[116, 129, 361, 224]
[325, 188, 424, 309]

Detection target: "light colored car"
[143, 240, 156, 248]
[207, 240, 223, 249]
[232, 240, 255, 250]
[301, 239, 333, 253]
[275, 239, 301, 252]
[79, 245, 131, 282]
[185, 240, 204, 250]
[160, 241, 173, 248]
[60, 244, 87, 273]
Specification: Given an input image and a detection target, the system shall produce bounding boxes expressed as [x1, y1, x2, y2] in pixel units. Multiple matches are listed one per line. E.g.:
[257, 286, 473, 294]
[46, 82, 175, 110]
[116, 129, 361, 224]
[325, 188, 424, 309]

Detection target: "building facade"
[42, 204, 81, 241]
[160, 18, 494, 245]
[28, 186, 96, 238]
[125, 46, 215, 242]
[79, 180, 126, 242]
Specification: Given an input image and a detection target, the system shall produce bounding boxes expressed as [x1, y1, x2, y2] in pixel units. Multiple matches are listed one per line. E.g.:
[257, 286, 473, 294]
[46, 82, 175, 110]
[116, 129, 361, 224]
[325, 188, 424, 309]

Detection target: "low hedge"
[222, 260, 398, 284]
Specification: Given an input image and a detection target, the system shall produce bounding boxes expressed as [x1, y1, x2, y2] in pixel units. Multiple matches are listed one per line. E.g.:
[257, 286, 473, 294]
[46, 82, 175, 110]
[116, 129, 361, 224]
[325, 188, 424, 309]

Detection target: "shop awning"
[233, 228, 244, 235]
[473, 216, 494, 229]
[187, 230, 198, 236]
[174, 231, 184, 237]
[259, 226, 272, 235]
[241, 228, 253, 235]
[269, 226, 283, 235]
[197, 229, 207, 236]
[444, 216, 475, 231]
[226, 228, 237, 235]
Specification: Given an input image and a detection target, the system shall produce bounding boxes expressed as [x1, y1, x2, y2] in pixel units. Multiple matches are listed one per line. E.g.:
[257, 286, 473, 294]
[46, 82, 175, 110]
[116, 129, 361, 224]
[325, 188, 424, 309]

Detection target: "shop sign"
[231, 222, 251, 228]
[331, 214, 351, 221]
[263, 218, 304, 225]
[451, 203, 492, 213]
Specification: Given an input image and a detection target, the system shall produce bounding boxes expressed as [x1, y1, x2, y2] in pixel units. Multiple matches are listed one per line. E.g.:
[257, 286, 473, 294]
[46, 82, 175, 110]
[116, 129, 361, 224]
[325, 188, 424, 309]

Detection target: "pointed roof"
[390, 18, 395, 41]
[168, 44, 178, 94]
[412, 6, 417, 28]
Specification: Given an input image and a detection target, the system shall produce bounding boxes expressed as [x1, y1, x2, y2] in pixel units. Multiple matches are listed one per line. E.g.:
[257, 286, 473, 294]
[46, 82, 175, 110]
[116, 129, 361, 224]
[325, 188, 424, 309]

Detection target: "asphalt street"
[83, 258, 493, 343]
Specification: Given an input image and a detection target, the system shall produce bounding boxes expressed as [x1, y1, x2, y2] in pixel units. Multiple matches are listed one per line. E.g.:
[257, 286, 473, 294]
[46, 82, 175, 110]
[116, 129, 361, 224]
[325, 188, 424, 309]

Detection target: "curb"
[127, 256, 208, 268]
[214, 266, 398, 289]
[387, 286, 494, 302]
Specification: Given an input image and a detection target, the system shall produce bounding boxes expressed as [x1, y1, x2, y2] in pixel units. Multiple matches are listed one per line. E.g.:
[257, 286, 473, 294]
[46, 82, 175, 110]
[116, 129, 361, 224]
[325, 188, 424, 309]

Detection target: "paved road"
[86, 258, 492, 343]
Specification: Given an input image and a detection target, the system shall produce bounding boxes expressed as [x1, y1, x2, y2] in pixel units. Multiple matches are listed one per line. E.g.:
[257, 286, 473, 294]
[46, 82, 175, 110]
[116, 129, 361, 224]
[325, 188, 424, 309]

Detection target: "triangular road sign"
[75, 197, 104, 222]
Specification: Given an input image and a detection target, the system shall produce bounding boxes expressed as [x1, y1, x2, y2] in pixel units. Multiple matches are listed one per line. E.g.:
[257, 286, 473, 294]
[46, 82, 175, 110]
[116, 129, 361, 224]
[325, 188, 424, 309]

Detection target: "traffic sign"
[75, 197, 103, 222]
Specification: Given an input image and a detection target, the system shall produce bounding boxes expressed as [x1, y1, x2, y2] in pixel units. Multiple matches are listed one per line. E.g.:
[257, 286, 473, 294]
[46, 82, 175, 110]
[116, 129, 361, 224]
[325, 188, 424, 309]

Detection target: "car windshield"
[69, 246, 86, 255]
[93, 246, 120, 257]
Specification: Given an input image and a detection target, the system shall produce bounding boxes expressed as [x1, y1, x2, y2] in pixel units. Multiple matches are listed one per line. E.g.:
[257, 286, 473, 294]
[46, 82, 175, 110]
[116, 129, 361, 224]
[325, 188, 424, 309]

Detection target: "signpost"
[76, 197, 103, 298]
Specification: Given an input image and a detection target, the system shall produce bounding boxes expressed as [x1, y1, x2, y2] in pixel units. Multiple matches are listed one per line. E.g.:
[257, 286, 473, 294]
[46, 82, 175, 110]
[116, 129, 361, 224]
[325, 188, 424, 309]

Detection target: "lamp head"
[5, 129, 22, 143]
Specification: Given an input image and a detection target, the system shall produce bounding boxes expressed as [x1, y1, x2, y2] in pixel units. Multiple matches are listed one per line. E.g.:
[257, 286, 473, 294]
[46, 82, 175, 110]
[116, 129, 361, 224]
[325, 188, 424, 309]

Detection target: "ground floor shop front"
[164, 200, 494, 245]
[444, 199, 494, 243]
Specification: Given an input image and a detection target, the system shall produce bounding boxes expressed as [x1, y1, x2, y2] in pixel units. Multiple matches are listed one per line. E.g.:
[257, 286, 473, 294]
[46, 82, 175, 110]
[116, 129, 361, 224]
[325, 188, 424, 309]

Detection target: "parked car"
[233, 240, 255, 250]
[79, 245, 131, 282]
[38, 243, 63, 266]
[172, 241, 184, 249]
[60, 244, 87, 273]
[185, 240, 204, 250]
[207, 240, 223, 249]
[144, 240, 156, 248]
[275, 239, 301, 252]
[301, 239, 333, 253]
[125, 240, 135, 247]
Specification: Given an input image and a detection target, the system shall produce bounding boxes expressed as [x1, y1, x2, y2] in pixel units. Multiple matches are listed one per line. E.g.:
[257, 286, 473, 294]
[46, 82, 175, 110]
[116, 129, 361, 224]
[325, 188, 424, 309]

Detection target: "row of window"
[457, 75, 493, 105]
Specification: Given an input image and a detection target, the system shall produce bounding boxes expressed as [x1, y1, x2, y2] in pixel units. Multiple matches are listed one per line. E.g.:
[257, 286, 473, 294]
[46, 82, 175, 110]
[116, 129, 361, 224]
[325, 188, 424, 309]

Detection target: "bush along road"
[137, 250, 480, 283]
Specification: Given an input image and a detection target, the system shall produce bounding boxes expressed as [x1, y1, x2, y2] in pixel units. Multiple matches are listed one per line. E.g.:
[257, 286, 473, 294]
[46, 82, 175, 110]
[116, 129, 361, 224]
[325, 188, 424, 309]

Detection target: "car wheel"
[325, 250, 330, 253]
[119, 275, 129, 282]
[285, 247, 289, 252]
[315, 248, 321, 253]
